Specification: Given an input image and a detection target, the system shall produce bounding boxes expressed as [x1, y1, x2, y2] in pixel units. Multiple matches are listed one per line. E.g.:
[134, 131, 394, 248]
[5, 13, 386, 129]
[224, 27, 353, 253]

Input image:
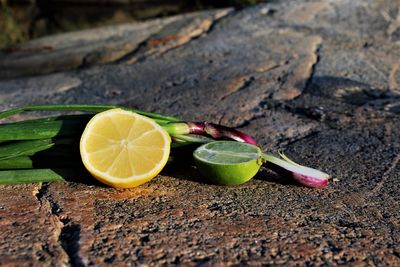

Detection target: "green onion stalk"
[0, 104, 257, 144]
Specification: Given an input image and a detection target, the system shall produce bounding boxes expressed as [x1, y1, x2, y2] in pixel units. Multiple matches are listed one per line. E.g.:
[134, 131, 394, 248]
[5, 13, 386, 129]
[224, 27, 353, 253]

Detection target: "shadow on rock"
[254, 168, 301, 187]
[51, 168, 107, 187]
[161, 145, 211, 185]
[303, 75, 399, 106]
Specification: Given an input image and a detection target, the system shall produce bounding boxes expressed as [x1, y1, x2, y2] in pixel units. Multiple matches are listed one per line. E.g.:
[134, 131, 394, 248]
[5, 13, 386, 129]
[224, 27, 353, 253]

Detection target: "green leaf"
[0, 138, 77, 160]
[0, 169, 66, 184]
[0, 115, 90, 141]
[0, 104, 180, 123]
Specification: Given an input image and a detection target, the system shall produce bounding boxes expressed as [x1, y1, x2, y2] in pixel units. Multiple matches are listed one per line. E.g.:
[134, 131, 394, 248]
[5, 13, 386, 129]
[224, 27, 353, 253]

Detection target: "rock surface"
[1, 0, 400, 265]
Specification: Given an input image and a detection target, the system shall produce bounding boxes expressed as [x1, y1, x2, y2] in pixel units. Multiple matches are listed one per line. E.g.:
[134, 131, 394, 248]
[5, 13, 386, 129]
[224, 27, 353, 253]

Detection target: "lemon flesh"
[80, 109, 170, 188]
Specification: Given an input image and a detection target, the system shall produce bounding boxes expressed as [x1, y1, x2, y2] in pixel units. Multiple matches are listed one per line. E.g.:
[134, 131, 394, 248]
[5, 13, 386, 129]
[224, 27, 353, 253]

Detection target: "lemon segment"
[80, 109, 170, 188]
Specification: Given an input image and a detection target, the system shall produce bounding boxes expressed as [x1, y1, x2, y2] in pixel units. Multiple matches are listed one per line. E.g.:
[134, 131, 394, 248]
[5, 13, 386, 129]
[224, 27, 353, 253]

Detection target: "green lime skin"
[193, 141, 262, 185]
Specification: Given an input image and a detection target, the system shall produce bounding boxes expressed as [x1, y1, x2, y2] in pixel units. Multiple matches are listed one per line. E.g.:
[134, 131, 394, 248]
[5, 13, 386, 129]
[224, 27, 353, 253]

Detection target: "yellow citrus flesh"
[80, 109, 171, 188]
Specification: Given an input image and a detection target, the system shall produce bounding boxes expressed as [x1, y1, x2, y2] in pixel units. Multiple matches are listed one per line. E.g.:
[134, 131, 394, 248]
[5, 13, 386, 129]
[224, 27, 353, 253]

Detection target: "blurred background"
[0, 0, 268, 49]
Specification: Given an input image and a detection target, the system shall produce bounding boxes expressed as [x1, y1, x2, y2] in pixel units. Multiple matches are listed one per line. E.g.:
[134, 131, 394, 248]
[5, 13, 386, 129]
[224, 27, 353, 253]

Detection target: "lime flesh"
[193, 141, 262, 185]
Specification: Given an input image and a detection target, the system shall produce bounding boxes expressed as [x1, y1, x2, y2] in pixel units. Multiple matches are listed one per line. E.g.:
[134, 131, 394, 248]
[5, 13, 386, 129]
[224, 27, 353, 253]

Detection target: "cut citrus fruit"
[193, 141, 262, 185]
[80, 108, 171, 188]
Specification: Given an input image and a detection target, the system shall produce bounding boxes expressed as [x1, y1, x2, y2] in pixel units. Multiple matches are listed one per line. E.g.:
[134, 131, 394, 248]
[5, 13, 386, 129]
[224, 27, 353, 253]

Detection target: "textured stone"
[1, 0, 400, 266]
[0, 184, 68, 266]
[0, 9, 232, 80]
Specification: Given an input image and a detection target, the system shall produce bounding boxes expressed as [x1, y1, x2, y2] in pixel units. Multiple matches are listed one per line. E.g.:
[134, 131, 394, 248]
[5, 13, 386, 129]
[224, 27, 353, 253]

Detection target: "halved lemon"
[80, 108, 171, 188]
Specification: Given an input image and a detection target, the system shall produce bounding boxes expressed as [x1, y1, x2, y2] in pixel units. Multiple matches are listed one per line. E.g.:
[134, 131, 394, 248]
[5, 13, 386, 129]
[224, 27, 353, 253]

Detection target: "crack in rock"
[35, 182, 50, 203]
[35, 183, 84, 267]
[303, 43, 321, 95]
[211, 64, 283, 127]
[219, 76, 255, 102]
[272, 36, 322, 101]
[119, 9, 234, 64]
[60, 220, 84, 267]
[368, 152, 400, 198]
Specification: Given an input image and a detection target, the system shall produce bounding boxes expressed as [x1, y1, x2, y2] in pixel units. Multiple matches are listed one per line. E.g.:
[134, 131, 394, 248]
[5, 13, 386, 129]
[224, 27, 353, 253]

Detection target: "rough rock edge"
[35, 183, 84, 266]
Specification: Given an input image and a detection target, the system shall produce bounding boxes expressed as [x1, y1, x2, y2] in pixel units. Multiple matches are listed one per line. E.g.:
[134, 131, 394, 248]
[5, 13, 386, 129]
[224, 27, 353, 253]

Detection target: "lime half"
[193, 141, 262, 185]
